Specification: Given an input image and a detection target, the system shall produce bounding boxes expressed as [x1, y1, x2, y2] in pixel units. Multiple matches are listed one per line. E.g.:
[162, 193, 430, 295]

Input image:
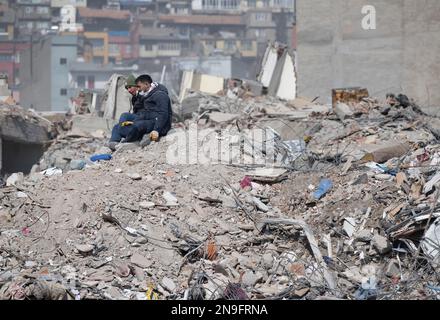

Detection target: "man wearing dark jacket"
[130, 74, 172, 143]
[108, 74, 172, 146]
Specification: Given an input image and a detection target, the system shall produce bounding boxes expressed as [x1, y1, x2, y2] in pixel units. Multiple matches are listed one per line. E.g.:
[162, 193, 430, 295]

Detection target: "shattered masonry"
[1, 84, 440, 300]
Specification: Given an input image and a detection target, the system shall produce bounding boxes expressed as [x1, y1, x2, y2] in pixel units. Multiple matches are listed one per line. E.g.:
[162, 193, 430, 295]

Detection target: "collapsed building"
[0, 107, 51, 177]
[0, 77, 51, 178]
[1, 78, 440, 299]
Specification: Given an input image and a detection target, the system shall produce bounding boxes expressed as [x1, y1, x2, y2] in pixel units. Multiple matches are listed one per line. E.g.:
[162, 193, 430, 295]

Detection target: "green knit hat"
[125, 74, 136, 89]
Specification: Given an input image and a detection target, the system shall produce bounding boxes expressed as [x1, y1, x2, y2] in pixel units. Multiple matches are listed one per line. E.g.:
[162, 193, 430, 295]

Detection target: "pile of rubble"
[1, 92, 440, 300]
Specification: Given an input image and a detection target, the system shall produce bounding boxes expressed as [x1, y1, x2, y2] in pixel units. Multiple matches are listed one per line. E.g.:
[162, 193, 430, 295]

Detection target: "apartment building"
[20, 34, 77, 111]
[14, 0, 52, 36]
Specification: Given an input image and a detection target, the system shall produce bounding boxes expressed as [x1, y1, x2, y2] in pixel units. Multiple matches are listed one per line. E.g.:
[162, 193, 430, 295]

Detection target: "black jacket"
[132, 83, 172, 136]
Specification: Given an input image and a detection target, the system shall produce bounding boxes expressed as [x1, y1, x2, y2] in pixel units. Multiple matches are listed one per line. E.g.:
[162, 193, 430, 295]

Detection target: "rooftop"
[78, 7, 131, 20]
[69, 61, 138, 73]
[158, 14, 244, 25]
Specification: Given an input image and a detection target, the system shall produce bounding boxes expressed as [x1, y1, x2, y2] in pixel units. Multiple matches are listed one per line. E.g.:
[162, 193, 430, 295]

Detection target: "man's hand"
[121, 121, 134, 127]
[128, 87, 138, 96]
[149, 130, 159, 142]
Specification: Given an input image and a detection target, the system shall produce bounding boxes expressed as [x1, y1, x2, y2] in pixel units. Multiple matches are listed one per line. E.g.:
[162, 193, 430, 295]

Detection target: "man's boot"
[106, 141, 118, 151]
[139, 134, 151, 147]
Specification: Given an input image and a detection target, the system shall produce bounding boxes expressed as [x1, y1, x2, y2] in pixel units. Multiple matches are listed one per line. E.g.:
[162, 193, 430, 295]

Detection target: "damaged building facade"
[296, 0, 440, 111]
[0, 107, 51, 176]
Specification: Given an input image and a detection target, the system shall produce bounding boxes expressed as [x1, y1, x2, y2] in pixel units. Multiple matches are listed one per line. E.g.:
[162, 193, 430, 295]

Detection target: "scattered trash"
[127, 173, 142, 180]
[313, 179, 333, 200]
[1, 86, 439, 301]
[41, 168, 62, 176]
[163, 191, 178, 206]
[70, 159, 86, 170]
[90, 154, 112, 162]
[421, 217, 440, 268]
[240, 176, 252, 189]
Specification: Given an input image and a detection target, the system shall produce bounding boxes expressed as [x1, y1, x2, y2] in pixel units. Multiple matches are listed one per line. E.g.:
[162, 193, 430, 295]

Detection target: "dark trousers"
[110, 112, 155, 142]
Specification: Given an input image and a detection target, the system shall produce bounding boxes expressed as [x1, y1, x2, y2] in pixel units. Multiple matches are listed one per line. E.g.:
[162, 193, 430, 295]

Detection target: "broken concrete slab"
[208, 112, 239, 124]
[334, 103, 354, 121]
[362, 142, 411, 163]
[130, 252, 152, 269]
[372, 234, 392, 254]
[71, 115, 115, 134]
[6, 172, 24, 186]
[246, 168, 288, 183]
[343, 218, 356, 237]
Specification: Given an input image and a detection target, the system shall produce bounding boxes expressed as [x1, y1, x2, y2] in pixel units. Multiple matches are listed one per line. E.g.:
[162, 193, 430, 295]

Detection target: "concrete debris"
[70, 160, 86, 171]
[75, 244, 94, 255]
[163, 191, 178, 206]
[1, 89, 440, 301]
[241, 271, 263, 288]
[355, 229, 373, 243]
[127, 173, 142, 180]
[161, 277, 177, 293]
[246, 168, 288, 183]
[130, 252, 152, 269]
[362, 142, 411, 164]
[139, 201, 155, 209]
[334, 103, 354, 121]
[372, 234, 392, 254]
[332, 87, 369, 107]
[208, 112, 239, 124]
[421, 217, 440, 268]
[343, 218, 356, 237]
[385, 260, 400, 278]
[6, 173, 24, 187]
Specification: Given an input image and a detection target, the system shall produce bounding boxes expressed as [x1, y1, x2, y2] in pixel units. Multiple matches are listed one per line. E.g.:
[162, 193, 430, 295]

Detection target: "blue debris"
[313, 179, 333, 200]
[355, 277, 378, 300]
[90, 154, 112, 162]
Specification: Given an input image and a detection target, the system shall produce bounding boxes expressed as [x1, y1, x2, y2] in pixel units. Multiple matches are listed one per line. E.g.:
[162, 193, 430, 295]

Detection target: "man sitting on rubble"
[107, 74, 172, 150]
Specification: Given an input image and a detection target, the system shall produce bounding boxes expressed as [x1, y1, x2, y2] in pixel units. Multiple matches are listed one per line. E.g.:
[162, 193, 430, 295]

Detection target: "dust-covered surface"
[1, 94, 440, 300]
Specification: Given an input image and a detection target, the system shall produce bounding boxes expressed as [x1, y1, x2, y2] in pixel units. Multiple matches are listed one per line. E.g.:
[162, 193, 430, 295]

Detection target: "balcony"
[92, 46, 107, 56]
[19, 12, 51, 20]
[17, 0, 50, 5]
[139, 44, 181, 58]
[51, 0, 87, 8]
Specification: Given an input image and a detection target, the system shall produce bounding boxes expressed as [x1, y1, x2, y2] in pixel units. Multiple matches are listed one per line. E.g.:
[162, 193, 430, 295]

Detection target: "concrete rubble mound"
[1, 92, 440, 300]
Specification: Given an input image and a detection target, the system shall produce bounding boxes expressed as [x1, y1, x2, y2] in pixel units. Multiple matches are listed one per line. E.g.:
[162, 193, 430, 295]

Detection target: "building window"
[36, 22, 49, 29]
[0, 54, 12, 61]
[77, 76, 85, 87]
[125, 45, 132, 54]
[255, 29, 266, 37]
[247, 0, 256, 8]
[24, 7, 33, 14]
[144, 43, 153, 51]
[176, 7, 188, 14]
[158, 42, 180, 51]
[241, 40, 253, 51]
[109, 44, 120, 55]
[262, 0, 270, 7]
[60, 58, 67, 65]
[88, 76, 95, 89]
[60, 89, 67, 96]
[225, 40, 235, 50]
[255, 12, 270, 22]
[36, 6, 49, 14]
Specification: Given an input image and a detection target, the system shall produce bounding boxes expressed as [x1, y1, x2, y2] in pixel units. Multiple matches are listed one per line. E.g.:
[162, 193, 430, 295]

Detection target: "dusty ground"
[1, 96, 440, 300]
